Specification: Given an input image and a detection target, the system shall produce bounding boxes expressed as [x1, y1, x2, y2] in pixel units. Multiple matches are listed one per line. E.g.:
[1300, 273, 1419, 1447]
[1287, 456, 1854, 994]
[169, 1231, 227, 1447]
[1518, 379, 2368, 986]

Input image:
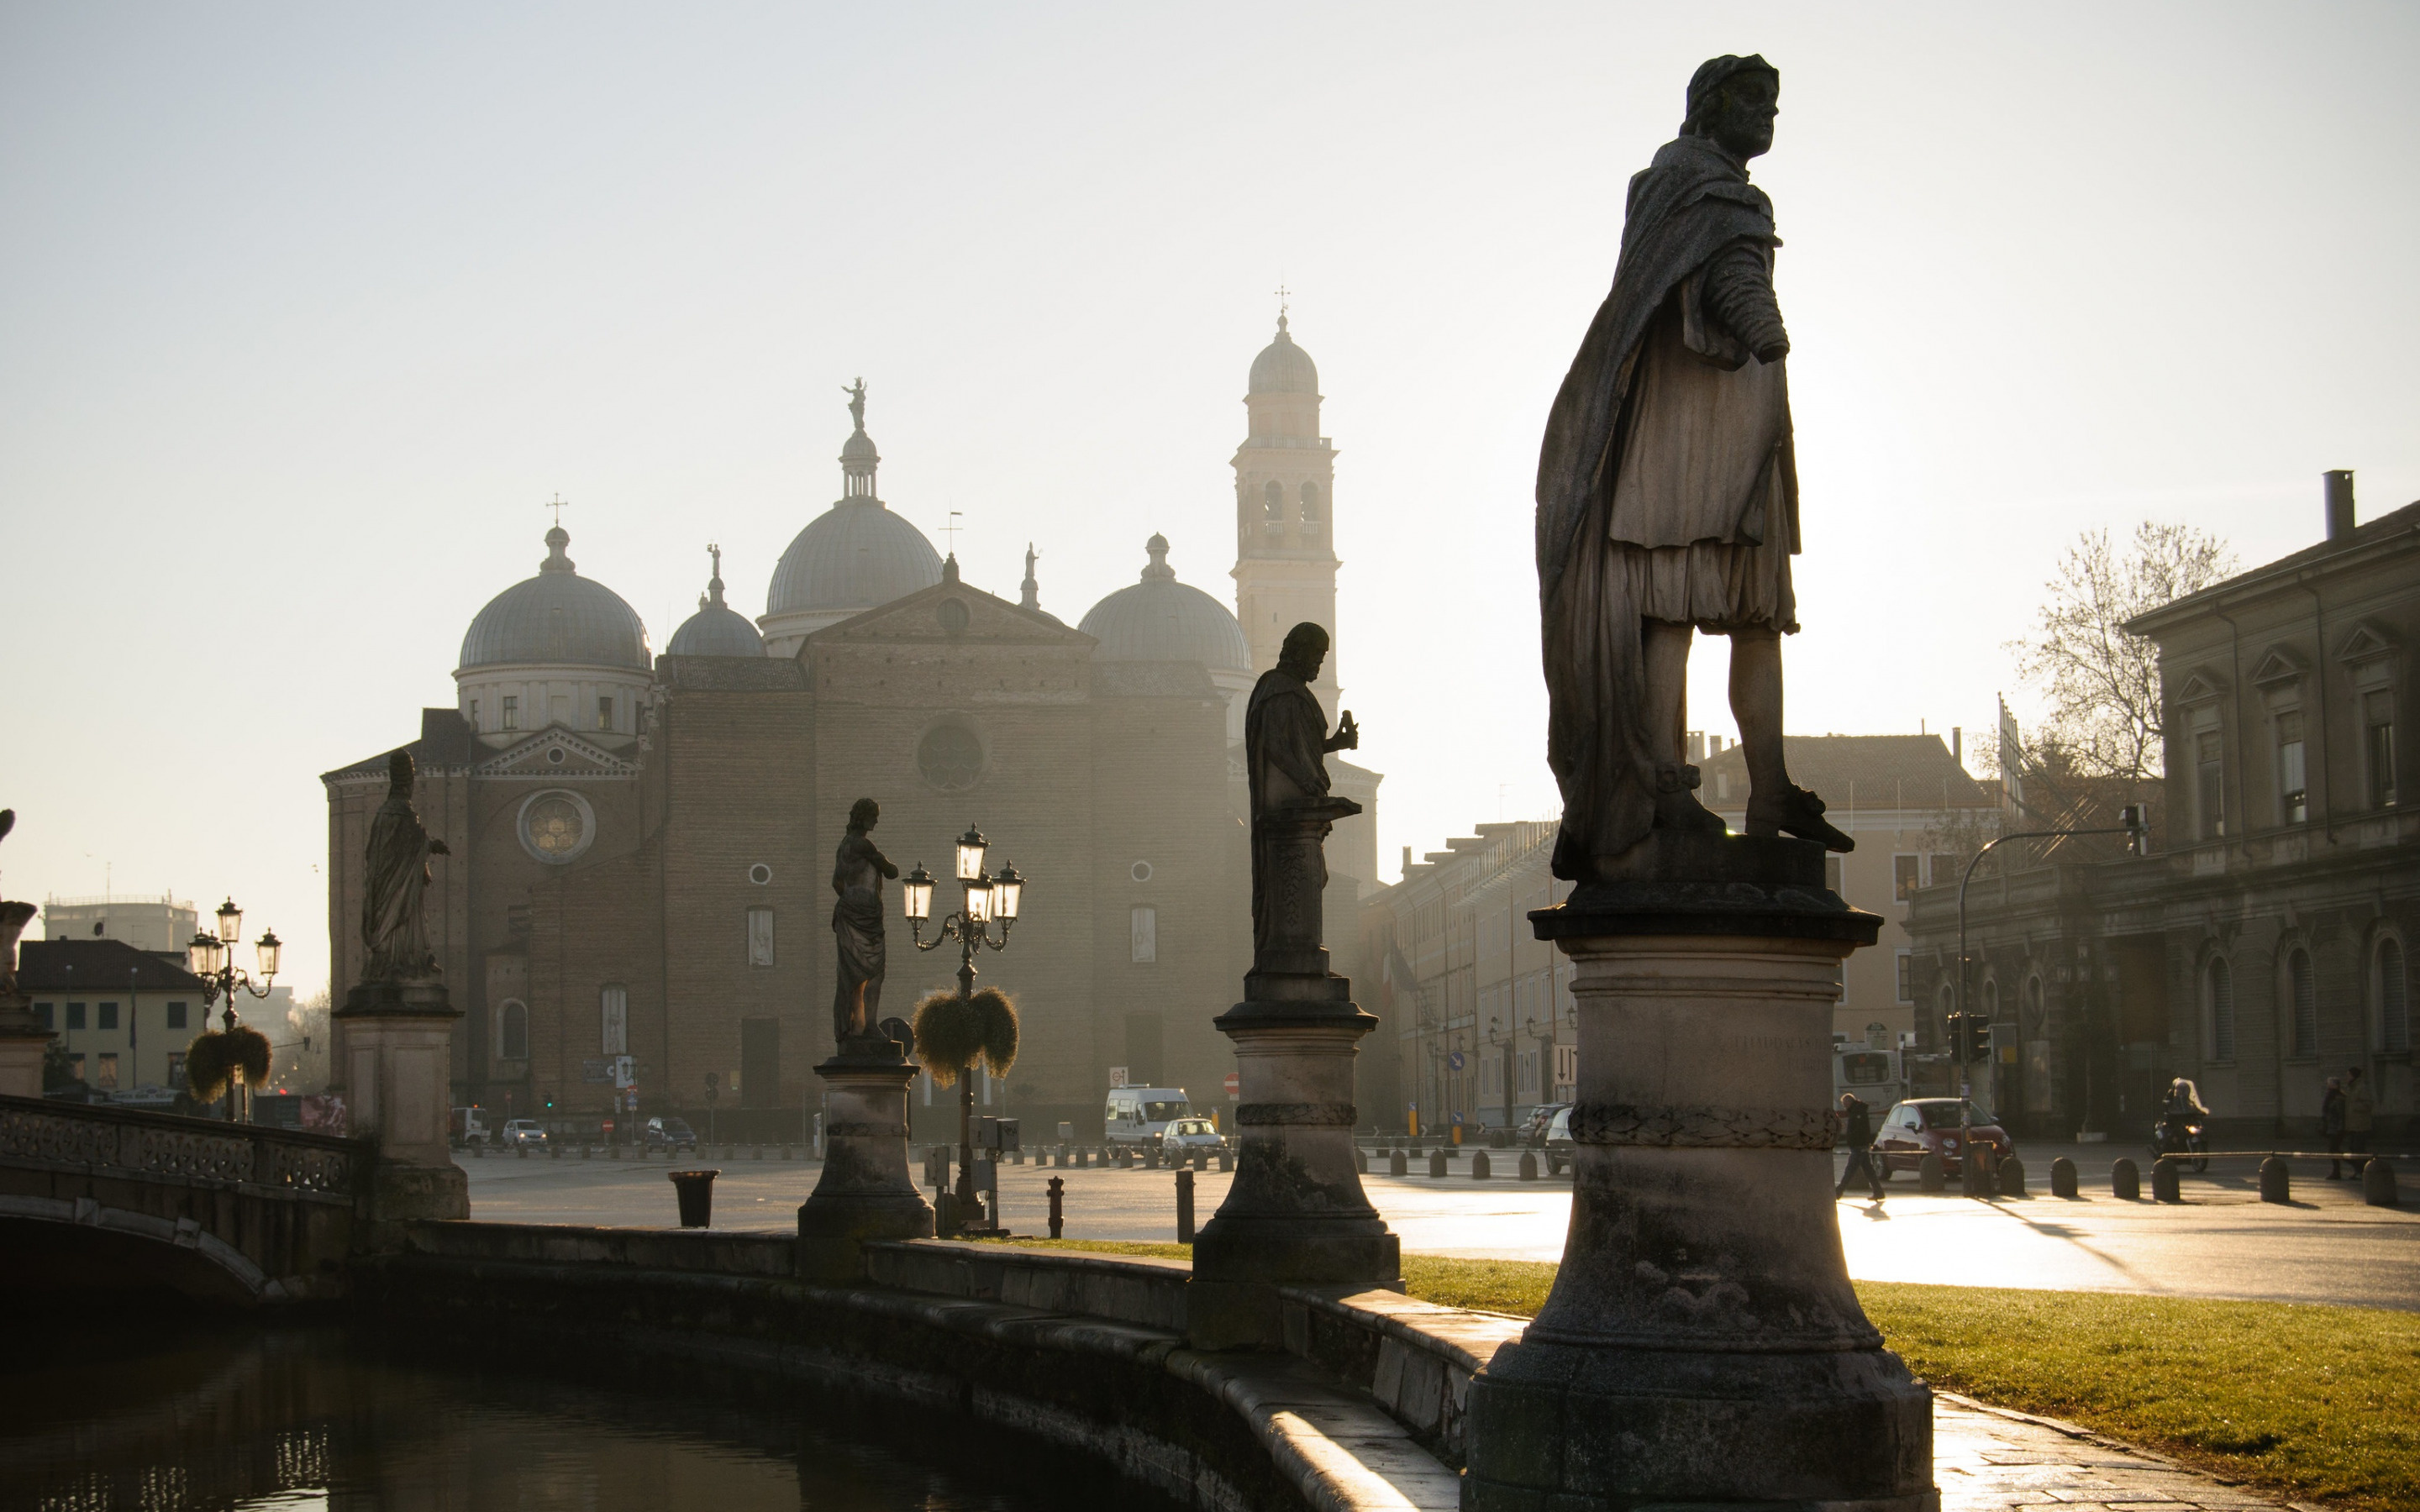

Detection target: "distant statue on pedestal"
[830, 797, 897, 1047]
[1535, 53, 1852, 880]
[361, 753, 450, 981]
[0, 809, 34, 1002]
[1244, 622, 1359, 967]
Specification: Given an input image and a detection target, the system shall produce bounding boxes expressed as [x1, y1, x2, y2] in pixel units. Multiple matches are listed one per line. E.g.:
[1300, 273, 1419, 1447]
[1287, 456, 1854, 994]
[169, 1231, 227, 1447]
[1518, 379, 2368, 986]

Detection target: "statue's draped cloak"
[361, 792, 435, 979]
[1244, 669, 1332, 955]
[830, 833, 887, 1041]
[1535, 132, 1796, 879]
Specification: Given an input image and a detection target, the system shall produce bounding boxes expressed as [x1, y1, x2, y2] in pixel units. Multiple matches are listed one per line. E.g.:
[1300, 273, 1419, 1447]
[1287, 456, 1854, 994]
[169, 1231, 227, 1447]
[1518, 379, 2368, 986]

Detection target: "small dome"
[765, 503, 943, 619]
[459, 527, 652, 672]
[1248, 312, 1318, 396]
[667, 547, 766, 657]
[1078, 535, 1249, 670]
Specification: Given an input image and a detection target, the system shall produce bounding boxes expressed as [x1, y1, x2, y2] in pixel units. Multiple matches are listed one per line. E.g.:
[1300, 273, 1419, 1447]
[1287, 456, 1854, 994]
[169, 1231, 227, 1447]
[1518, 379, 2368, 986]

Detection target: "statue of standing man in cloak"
[830, 797, 897, 1047]
[361, 750, 450, 981]
[1536, 54, 1854, 881]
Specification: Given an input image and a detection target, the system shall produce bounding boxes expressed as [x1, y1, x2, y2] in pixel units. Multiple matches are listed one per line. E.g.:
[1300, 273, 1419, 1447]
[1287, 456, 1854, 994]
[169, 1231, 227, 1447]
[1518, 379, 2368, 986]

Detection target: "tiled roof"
[2129, 498, 2420, 633]
[18, 938, 208, 993]
[323, 708, 476, 781]
[1702, 734, 1992, 812]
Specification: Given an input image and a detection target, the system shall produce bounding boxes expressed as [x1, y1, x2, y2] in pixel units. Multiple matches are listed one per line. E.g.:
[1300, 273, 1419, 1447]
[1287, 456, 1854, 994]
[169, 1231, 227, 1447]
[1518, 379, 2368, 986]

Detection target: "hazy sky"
[4, 3, 2415, 995]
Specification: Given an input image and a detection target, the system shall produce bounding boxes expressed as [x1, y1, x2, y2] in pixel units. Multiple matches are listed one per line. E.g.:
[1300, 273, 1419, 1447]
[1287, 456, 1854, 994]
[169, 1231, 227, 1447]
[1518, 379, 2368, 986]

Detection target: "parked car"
[1871, 1099, 2013, 1178]
[1542, 1105, 1576, 1175]
[1102, 1086, 1194, 1147]
[500, 1119, 548, 1148]
[1161, 1117, 1225, 1154]
[644, 1116, 698, 1152]
[1523, 1101, 1571, 1147]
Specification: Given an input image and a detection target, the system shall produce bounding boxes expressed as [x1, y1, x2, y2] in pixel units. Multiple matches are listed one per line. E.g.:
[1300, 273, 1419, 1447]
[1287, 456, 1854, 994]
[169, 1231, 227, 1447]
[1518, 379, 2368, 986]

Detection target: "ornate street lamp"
[186, 895, 281, 1121]
[905, 828, 1025, 1231]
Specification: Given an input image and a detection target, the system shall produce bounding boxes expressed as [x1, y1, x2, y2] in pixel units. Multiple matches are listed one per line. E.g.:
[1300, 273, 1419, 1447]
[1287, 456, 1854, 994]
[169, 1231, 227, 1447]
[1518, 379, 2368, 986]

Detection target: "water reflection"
[3, 1320, 1151, 1511]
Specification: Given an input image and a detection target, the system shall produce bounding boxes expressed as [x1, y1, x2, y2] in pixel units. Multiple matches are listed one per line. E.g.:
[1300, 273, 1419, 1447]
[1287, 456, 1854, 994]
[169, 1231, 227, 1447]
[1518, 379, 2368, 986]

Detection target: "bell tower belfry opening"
[1232, 298, 1342, 721]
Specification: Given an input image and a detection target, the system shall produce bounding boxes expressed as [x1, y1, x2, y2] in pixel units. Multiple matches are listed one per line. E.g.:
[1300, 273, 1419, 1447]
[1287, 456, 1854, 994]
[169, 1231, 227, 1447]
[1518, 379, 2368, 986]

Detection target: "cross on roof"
[546, 494, 570, 528]
[944, 511, 963, 555]
[1275, 283, 1290, 318]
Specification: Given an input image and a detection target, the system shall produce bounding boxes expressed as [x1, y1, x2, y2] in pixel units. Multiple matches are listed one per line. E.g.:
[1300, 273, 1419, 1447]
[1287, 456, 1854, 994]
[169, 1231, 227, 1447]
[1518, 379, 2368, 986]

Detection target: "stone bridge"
[0, 1094, 369, 1305]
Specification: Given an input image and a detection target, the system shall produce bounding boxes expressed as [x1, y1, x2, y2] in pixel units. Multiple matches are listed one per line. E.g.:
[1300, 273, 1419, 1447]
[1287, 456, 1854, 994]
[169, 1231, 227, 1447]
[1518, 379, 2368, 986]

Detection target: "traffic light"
[544, 1096, 555, 1110]
[2120, 803, 2150, 856]
[1944, 1011, 1991, 1063]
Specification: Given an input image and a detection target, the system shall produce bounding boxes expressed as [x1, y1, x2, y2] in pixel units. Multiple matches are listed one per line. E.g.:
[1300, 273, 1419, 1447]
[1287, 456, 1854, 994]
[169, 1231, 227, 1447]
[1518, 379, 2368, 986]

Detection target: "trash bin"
[669, 1168, 720, 1228]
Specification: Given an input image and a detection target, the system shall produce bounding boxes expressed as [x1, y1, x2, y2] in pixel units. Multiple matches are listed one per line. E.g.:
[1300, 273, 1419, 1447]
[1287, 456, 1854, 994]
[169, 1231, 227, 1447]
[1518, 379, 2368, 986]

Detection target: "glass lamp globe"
[992, 863, 1023, 921]
[902, 864, 934, 921]
[965, 872, 993, 922]
[216, 897, 244, 944]
[256, 929, 282, 979]
[187, 932, 218, 977]
[955, 827, 988, 882]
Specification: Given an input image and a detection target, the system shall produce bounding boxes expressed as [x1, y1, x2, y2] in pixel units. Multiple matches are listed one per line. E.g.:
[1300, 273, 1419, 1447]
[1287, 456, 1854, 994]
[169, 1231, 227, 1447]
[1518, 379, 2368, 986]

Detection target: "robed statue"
[1536, 55, 1853, 880]
[1244, 623, 1359, 959]
[361, 752, 450, 980]
[830, 797, 897, 1044]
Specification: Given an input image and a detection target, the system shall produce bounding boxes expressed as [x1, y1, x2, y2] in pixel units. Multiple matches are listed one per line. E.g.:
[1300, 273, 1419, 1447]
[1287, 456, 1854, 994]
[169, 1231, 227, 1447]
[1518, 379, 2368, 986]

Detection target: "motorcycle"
[2149, 1114, 2210, 1173]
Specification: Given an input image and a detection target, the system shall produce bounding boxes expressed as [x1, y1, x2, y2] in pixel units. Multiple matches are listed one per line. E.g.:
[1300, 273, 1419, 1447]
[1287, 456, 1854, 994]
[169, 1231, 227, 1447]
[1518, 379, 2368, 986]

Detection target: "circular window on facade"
[1131, 860, 1154, 883]
[518, 790, 596, 864]
[749, 864, 773, 885]
[936, 597, 971, 635]
[918, 723, 984, 790]
[547, 747, 566, 765]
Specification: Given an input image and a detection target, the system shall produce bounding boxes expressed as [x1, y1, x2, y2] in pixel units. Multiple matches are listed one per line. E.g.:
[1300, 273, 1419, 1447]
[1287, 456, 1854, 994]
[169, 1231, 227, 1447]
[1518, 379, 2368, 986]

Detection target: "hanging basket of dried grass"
[224, 1024, 271, 1088]
[912, 985, 1020, 1085]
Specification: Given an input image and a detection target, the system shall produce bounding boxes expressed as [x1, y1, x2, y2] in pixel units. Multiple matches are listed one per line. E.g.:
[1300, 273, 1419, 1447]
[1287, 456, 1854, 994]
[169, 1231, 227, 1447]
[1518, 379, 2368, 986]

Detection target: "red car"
[1872, 1099, 2013, 1178]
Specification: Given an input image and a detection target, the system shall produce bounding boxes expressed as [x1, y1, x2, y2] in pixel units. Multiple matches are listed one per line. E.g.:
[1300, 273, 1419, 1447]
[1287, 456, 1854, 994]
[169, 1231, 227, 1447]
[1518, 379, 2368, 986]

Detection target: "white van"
[1103, 1086, 1193, 1147]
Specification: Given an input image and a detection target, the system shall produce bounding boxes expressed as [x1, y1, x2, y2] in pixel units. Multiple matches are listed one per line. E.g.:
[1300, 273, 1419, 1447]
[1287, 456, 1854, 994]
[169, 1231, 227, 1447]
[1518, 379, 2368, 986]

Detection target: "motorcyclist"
[2153, 1077, 2210, 1155]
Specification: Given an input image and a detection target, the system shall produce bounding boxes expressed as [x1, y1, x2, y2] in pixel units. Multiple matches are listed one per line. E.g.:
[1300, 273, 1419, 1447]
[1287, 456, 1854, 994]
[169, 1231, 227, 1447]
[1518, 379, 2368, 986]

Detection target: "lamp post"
[185, 896, 281, 1122]
[902, 827, 1024, 1230]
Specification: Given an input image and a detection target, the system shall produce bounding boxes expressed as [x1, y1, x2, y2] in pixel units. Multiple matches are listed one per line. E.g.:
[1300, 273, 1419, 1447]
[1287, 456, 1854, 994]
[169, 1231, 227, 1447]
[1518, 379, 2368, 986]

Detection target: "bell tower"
[1231, 301, 1341, 719]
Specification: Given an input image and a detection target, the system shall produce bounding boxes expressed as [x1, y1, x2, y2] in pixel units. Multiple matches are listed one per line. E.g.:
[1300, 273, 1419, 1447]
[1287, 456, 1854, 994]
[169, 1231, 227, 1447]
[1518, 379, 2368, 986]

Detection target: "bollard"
[581, 1143, 592, 1160]
[668, 1168, 719, 1228]
[2152, 1157, 2181, 1203]
[1217, 1148, 1233, 1172]
[2259, 1155, 2291, 1205]
[1918, 1152, 1945, 1192]
[517, 1142, 529, 1159]
[781, 1145, 792, 1160]
[1429, 1149, 1449, 1179]
[1389, 1148, 1408, 1177]
[1176, 1167, 1196, 1244]
[1996, 1157, 2026, 1198]
[1192, 1149, 1206, 1172]
[1519, 1151, 1539, 1181]
[550, 1141, 560, 1159]
[2363, 1158, 2398, 1207]
[753, 1144, 765, 1161]
[1472, 1151, 1491, 1179]
[2049, 1156, 2078, 1199]
[1356, 1147, 1370, 1174]
[2112, 1157, 2140, 1200]
[1048, 1175, 1065, 1238]
[608, 1143, 619, 1160]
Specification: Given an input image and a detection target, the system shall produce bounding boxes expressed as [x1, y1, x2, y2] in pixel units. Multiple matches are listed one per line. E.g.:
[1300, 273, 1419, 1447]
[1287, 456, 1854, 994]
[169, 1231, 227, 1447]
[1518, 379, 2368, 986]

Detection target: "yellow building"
[19, 939, 213, 1096]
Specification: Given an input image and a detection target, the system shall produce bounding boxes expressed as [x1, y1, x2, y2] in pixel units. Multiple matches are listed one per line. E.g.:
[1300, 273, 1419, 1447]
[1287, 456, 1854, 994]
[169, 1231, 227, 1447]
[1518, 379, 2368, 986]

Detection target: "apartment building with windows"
[1905, 481, 2417, 1142]
[18, 939, 212, 1096]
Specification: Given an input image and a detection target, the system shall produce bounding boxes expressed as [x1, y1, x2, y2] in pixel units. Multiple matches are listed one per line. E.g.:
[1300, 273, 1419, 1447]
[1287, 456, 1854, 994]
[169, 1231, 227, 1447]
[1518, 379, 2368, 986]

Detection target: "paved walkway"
[1937, 1393, 2288, 1511]
[461, 1142, 2420, 1311]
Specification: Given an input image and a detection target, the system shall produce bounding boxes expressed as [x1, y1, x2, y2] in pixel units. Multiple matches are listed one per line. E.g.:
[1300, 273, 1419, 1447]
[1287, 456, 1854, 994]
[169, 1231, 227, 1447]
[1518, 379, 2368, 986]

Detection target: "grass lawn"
[980, 1239, 2419, 1512]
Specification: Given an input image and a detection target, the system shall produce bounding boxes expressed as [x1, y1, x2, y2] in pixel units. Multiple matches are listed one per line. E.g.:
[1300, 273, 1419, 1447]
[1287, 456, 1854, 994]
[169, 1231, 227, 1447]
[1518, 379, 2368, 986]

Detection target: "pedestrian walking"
[1835, 1091, 1882, 1202]
[2345, 1067, 2375, 1176]
[2322, 1077, 2348, 1178]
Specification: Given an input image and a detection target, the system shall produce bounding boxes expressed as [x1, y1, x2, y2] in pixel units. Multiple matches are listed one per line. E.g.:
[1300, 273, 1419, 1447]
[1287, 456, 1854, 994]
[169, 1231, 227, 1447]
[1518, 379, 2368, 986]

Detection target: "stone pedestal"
[1462, 838, 1934, 1512]
[0, 995, 53, 1100]
[1192, 796, 1399, 1349]
[336, 977, 468, 1221]
[797, 1037, 934, 1280]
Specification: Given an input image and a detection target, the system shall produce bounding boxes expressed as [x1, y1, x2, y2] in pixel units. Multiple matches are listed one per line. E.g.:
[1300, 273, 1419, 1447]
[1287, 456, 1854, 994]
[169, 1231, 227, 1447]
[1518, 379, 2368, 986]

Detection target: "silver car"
[1160, 1117, 1225, 1153]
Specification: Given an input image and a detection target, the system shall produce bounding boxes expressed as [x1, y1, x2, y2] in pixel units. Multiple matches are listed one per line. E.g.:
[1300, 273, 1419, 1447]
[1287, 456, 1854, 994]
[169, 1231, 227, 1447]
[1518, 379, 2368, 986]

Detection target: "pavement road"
[459, 1141, 2420, 1312]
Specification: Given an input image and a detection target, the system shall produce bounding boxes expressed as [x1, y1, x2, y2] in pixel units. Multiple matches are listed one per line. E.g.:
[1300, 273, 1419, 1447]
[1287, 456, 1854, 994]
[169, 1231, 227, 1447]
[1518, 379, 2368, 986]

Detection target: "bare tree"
[2010, 522, 2235, 781]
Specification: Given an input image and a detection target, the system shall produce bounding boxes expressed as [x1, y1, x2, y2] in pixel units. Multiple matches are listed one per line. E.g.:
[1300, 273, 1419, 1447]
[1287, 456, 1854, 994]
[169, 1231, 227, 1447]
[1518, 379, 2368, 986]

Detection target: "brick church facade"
[324, 319, 1379, 1142]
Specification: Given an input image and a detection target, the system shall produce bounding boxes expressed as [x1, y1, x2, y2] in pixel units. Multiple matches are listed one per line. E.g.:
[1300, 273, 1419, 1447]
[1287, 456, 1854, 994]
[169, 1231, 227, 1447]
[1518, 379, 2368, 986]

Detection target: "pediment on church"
[2249, 644, 2308, 687]
[2173, 667, 2228, 705]
[475, 729, 639, 780]
[814, 577, 1095, 649]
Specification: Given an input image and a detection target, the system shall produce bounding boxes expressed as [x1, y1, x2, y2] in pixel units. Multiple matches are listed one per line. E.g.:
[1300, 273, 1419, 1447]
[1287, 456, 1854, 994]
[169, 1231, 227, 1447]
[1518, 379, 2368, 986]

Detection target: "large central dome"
[759, 383, 944, 654]
[1079, 535, 1249, 670]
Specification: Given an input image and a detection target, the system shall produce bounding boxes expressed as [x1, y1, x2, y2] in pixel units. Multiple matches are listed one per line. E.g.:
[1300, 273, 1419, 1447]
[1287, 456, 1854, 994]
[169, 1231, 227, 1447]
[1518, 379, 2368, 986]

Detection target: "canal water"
[3, 1317, 1178, 1511]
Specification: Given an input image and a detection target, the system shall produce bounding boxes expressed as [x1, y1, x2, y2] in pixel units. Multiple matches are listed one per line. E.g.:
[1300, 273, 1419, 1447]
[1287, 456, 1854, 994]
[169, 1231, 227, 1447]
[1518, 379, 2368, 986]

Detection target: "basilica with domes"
[323, 319, 1379, 1140]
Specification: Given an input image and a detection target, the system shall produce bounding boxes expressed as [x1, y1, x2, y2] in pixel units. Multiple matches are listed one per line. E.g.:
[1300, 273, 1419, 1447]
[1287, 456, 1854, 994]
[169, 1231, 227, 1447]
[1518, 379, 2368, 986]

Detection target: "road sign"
[581, 1059, 613, 1084]
[1223, 1072, 1240, 1100]
[1107, 1066, 1129, 1089]
[1449, 1050, 1465, 1072]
